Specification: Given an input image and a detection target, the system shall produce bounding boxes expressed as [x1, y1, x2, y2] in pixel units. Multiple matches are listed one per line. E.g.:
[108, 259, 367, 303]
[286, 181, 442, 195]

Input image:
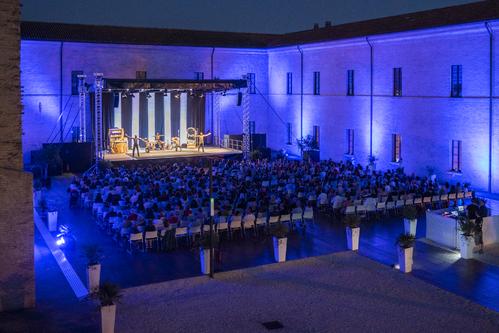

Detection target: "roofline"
[20, 1, 499, 49]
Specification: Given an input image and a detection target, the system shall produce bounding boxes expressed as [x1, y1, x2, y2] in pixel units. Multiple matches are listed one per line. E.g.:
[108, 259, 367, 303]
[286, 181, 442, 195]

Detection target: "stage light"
[130, 93, 135, 98]
[146, 92, 152, 98]
[222, 90, 227, 96]
[163, 90, 168, 96]
[174, 93, 180, 99]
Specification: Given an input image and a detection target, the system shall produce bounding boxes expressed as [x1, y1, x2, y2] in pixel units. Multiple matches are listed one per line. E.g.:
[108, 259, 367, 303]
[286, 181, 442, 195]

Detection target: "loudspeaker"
[237, 92, 242, 106]
[113, 93, 120, 108]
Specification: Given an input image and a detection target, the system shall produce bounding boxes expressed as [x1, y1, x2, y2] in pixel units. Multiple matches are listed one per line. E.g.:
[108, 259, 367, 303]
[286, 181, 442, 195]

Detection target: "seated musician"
[171, 136, 181, 151]
[154, 132, 165, 150]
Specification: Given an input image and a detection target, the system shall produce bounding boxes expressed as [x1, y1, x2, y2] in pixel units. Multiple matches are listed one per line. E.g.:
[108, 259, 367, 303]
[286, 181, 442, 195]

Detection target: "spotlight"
[146, 92, 152, 99]
[163, 90, 168, 96]
[174, 93, 180, 99]
[222, 90, 227, 96]
[130, 93, 135, 98]
[199, 93, 204, 98]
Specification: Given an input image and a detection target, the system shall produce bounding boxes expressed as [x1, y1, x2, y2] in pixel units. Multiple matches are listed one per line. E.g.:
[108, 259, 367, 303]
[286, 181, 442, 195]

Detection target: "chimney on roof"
[325, 21, 332, 28]
[313, 23, 319, 31]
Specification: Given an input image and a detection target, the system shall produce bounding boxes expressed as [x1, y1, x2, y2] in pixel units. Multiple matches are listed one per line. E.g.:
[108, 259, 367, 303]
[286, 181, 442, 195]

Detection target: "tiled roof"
[21, 1, 499, 48]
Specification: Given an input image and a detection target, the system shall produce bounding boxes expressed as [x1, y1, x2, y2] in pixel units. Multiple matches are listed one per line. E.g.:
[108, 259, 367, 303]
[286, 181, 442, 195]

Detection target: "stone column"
[0, 0, 35, 311]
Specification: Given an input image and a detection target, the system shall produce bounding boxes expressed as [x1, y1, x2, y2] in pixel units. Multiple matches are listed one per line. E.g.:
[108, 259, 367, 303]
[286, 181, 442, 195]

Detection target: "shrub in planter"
[402, 205, 418, 236]
[396, 233, 416, 273]
[83, 244, 103, 293]
[271, 224, 289, 263]
[458, 216, 475, 259]
[343, 215, 361, 251]
[96, 282, 122, 333]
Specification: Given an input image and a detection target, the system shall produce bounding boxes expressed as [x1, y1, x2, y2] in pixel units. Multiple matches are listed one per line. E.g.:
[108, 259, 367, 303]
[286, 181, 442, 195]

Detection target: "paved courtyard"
[115, 252, 499, 332]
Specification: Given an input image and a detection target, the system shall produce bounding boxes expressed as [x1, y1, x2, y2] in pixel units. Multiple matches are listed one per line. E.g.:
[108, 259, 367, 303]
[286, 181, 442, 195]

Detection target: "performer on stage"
[154, 132, 165, 150]
[196, 131, 211, 152]
[171, 136, 182, 152]
[125, 134, 140, 157]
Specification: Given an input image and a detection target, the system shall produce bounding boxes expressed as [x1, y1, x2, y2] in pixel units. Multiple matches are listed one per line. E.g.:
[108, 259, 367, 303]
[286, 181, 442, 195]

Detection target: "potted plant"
[83, 244, 103, 293]
[47, 207, 58, 232]
[402, 205, 418, 236]
[458, 216, 475, 259]
[343, 215, 361, 251]
[296, 135, 320, 162]
[96, 282, 121, 333]
[396, 233, 416, 273]
[367, 155, 378, 170]
[198, 233, 219, 275]
[271, 224, 289, 262]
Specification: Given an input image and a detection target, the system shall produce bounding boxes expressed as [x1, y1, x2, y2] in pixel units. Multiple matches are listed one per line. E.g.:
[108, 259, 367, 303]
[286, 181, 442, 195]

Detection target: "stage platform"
[103, 146, 242, 164]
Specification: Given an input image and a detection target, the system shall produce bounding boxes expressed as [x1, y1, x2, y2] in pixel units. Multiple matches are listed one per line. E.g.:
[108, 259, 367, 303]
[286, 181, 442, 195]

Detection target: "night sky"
[21, 0, 478, 33]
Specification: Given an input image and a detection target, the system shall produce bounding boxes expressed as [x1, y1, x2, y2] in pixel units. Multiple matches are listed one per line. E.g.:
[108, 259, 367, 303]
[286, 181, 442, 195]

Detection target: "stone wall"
[0, 0, 35, 311]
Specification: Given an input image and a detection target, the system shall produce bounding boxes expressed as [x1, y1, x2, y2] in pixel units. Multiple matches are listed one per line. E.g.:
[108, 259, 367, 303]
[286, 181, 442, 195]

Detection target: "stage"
[103, 146, 242, 164]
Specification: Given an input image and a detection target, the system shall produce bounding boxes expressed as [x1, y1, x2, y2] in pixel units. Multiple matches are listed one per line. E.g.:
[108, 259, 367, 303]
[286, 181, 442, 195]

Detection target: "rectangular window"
[195, 72, 204, 80]
[286, 122, 292, 144]
[393, 67, 402, 96]
[451, 140, 462, 172]
[136, 71, 147, 80]
[313, 125, 320, 149]
[313, 71, 320, 95]
[286, 72, 293, 95]
[347, 70, 354, 96]
[71, 70, 83, 95]
[247, 73, 256, 94]
[392, 134, 402, 162]
[346, 129, 354, 155]
[451, 65, 462, 97]
[249, 121, 255, 134]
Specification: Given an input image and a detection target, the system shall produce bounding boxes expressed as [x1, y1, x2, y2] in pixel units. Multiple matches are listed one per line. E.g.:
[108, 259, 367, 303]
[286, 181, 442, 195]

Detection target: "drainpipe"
[366, 37, 374, 157]
[210, 47, 215, 144]
[297, 45, 304, 140]
[59, 41, 64, 143]
[485, 22, 494, 193]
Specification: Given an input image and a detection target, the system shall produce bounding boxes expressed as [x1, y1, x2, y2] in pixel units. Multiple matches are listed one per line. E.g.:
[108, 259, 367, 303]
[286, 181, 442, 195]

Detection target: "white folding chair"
[268, 215, 280, 227]
[129, 232, 143, 252]
[174, 227, 189, 247]
[145, 230, 158, 251]
[229, 219, 242, 239]
[345, 206, 356, 215]
[303, 207, 314, 223]
[291, 208, 303, 227]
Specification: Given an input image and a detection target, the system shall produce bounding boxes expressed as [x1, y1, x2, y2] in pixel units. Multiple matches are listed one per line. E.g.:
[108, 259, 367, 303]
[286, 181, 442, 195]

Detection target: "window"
[392, 134, 402, 162]
[451, 65, 462, 97]
[347, 70, 354, 96]
[346, 129, 354, 155]
[286, 123, 292, 144]
[247, 73, 256, 94]
[286, 72, 293, 95]
[451, 140, 462, 172]
[71, 70, 83, 95]
[195, 72, 204, 80]
[313, 71, 320, 95]
[136, 71, 147, 80]
[393, 67, 402, 96]
[249, 121, 255, 134]
[313, 125, 320, 149]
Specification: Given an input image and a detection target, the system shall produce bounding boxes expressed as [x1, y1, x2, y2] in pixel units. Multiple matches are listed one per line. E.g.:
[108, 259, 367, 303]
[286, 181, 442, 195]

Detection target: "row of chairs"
[344, 191, 473, 217]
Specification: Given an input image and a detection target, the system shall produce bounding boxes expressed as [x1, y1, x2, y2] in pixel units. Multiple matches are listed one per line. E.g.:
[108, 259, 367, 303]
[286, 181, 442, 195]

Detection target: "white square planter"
[403, 218, 417, 236]
[200, 248, 211, 275]
[346, 227, 360, 251]
[460, 235, 474, 259]
[273, 237, 287, 262]
[101, 304, 116, 333]
[47, 211, 58, 232]
[87, 264, 101, 293]
[398, 246, 414, 273]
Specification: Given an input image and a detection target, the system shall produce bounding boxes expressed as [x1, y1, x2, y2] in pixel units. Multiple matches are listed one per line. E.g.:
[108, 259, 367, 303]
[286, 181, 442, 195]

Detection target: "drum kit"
[128, 128, 199, 153]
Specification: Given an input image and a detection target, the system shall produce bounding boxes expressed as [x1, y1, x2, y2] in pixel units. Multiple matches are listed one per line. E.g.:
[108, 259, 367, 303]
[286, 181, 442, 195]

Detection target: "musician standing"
[197, 132, 211, 152]
[125, 134, 140, 157]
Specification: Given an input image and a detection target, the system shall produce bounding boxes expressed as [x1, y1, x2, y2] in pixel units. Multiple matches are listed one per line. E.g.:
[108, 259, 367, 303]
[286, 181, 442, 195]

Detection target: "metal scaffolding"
[213, 92, 222, 146]
[94, 73, 104, 161]
[242, 85, 250, 159]
[77, 74, 87, 142]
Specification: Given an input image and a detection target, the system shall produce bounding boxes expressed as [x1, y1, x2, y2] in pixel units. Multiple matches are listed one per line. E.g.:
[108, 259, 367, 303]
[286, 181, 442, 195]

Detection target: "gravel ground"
[116, 251, 499, 333]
